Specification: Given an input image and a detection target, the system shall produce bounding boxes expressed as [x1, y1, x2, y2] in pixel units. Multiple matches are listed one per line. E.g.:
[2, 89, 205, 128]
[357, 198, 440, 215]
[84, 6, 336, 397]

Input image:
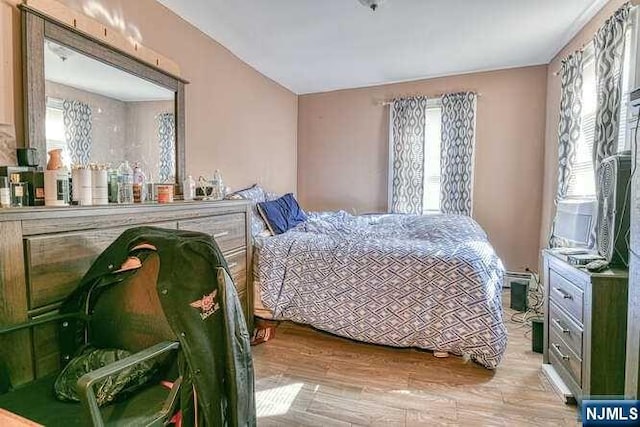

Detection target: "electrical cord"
[509, 269, 544, 337]
[611, 111, 639, 267]
[619, 111, 639, 261]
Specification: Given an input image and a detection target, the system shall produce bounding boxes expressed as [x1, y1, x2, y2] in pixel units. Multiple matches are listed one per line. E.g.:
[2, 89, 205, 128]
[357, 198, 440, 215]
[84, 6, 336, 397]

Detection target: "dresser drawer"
[32, 317, 61, 379]
[24, 222, 177, 308]
[549, 301, 583, 358]
[178, 214, 246, 253]
[224, 249, 247, 294]
[549, 268, 584, 324]
[549, 328, 583, 386]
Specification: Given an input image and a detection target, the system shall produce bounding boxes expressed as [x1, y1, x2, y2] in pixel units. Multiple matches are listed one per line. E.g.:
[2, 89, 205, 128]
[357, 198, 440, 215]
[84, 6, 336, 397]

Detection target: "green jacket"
[58, 226, 256, 426]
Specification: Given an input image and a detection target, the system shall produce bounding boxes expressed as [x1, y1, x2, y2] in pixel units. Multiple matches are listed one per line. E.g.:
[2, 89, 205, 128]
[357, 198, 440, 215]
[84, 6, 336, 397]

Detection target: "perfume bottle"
[0, 177, 11, 208]
[10, 173, 28, 207]
[132, 162, 147, 203]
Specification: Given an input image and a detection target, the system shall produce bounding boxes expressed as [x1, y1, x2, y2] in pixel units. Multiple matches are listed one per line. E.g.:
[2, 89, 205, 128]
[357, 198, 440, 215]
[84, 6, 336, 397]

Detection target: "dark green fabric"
[0, 359, 10, 395]
[58, 227, 256, 427]
[54, 347, 158, 406]
[0, 375, 169, 427]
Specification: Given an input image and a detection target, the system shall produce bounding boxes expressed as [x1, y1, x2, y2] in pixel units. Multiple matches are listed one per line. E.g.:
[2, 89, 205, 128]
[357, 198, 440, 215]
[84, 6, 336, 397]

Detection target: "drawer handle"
[552, 318, 570, 334]
[228, 262, 238, 269]
[213, 231, 229, 239]
[552, 343, 570, 361]
[553, 287, 573, 300]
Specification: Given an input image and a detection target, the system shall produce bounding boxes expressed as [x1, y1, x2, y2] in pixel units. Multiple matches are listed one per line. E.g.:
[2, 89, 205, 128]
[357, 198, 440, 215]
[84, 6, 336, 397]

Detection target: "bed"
[252, 210, 507, 369]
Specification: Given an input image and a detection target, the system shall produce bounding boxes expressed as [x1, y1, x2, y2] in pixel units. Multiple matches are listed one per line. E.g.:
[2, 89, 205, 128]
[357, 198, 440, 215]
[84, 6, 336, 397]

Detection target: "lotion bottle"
[118, 161, 134, 204]
[183, 175, 196, 200]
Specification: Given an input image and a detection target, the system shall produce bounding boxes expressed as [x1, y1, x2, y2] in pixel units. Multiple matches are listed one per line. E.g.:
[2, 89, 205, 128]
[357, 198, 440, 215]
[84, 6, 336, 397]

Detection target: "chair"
[0, 250, 181, 426]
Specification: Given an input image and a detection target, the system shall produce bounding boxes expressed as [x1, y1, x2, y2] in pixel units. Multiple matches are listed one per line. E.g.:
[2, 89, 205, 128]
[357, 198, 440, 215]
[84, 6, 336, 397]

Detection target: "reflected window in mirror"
[44, 40, 176, 183]
[45, 98, 70, 169]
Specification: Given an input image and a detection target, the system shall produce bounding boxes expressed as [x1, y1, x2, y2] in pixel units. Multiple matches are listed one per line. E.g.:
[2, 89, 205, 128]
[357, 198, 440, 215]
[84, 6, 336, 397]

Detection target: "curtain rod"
[551, 42, 593, 76]
[377, 92, 482, 106]
[552, 4, 636, 77]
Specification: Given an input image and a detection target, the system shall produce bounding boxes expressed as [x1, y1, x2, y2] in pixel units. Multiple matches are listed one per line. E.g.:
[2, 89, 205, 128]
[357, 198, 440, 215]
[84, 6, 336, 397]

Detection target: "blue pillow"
[257, 193, 307, 235]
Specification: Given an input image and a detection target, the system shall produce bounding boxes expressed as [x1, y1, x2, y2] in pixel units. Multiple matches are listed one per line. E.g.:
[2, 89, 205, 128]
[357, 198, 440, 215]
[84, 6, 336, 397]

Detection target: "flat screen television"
[551, 198, 597, 248]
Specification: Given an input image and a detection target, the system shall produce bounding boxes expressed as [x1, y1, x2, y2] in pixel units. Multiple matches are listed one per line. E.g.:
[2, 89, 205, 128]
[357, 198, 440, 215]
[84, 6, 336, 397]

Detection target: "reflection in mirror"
[44, 40, 176, 183]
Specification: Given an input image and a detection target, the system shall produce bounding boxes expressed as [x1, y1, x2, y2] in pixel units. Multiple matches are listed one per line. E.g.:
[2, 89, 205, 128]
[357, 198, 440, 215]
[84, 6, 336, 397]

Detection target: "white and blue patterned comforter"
[253, 211, 507, 368]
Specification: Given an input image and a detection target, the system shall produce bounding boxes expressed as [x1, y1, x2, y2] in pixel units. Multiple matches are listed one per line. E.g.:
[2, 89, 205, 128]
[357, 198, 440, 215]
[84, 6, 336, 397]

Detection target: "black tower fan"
[596, 152, 632, 266]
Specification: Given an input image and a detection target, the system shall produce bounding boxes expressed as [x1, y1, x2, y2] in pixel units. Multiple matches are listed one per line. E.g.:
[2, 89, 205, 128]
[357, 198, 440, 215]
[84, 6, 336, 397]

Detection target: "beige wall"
[540, 0, 640, 250]
[298, 66, 548, 271]
[0, 0, 20, 165]
[0, 1, 12, 126]
[2, 0, 635, 272]
[125, 100, 174, 181]
[0, 0, 297, 194]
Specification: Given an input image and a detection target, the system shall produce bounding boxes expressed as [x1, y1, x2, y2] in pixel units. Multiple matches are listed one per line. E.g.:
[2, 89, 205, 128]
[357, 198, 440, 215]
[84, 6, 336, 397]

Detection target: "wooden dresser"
[542, 249, 628, 404]
[0, 200, 252, 388]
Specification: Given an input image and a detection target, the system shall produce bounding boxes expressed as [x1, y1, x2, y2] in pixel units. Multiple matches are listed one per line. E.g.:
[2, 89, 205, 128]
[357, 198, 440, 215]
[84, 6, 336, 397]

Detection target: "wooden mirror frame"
[20, 5, 187, 194]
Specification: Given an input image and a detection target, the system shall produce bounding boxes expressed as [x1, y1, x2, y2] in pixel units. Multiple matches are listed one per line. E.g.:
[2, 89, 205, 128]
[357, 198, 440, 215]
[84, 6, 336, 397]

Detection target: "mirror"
[20, 5, 186, 192]
[44, 40, 176, 182]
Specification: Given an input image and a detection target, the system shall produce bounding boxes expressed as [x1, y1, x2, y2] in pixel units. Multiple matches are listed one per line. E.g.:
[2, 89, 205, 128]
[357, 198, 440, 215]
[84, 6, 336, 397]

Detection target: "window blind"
[567, 54, 597, 197]
[423, 105, 442, 212]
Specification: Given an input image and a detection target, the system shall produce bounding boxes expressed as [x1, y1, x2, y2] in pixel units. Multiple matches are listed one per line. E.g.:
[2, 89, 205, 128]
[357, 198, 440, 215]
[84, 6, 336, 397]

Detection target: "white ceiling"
[44, 40, 174, 102]
[156, 0, 608, 94]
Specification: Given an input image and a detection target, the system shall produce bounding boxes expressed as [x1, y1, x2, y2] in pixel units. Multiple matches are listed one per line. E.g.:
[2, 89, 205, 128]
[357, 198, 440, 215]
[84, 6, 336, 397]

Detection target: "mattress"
[253, 211, 507, 368]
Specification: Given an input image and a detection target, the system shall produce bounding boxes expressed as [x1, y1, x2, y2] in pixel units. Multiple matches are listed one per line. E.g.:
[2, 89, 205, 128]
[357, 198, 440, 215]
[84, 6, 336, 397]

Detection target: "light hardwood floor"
[251, 291, 580, 426]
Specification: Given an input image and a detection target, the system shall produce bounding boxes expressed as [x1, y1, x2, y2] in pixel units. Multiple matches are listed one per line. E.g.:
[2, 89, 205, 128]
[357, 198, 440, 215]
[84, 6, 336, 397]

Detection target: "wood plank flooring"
[251, 291, 579, 426]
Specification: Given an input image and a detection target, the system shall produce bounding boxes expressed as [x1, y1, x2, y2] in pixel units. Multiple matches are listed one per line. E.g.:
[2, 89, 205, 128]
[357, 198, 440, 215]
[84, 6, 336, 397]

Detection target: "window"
[423, 104, 442, 212]
[567, 54, 597, 198]
[566, 25, 635, 198]
[45, 98, 71, 169]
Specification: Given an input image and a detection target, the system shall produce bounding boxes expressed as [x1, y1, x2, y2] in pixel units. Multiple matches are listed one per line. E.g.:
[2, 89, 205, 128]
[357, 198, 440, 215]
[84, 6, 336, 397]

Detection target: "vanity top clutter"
[0, 148, 227, 209]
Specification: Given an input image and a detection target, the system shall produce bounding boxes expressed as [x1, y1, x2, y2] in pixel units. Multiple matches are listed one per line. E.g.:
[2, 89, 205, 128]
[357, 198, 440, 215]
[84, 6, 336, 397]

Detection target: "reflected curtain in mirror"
[157, 113, 175, 183]
[62, 99, 93, 166]
[440, 92, 476, 216]
[390, 97, 427, 214]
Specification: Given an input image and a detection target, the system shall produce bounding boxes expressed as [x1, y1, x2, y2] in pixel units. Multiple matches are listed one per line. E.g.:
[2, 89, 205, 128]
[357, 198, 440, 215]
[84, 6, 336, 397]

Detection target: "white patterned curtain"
[390, 97, 428, 214]
[556, 52, 584, 202]
[440, 92, 476, 216]
[549, 51, 584, 248]
[63, 100, 92, 166]
[157, 113, 176, 183]
[593, 3, 630, 172]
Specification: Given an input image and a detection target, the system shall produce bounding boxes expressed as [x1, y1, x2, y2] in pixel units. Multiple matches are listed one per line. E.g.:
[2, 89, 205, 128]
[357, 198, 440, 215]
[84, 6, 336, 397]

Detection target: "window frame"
[387, 97, 443, 214]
